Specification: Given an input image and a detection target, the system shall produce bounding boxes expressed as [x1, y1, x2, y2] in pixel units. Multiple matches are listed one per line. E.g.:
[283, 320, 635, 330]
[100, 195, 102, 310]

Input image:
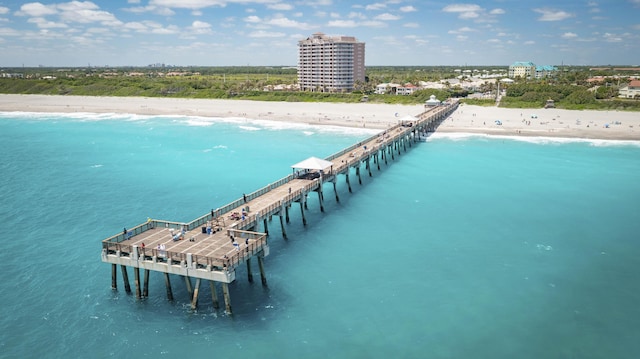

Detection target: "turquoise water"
[1, 112, 639, 358]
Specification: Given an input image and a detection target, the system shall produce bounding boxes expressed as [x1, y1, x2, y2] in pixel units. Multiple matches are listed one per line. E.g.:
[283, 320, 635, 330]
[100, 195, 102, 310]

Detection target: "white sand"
[441, 104, 640, 141]
[1, 94, 638, 140]
[0, 94, 422, 130]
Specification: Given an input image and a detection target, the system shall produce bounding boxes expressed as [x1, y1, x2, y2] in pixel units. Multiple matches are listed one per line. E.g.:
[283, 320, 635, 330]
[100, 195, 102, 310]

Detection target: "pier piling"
[190, 278, 201, 310]
[143, 269, 150, 297]
[120, 265, 131, 293]
[209, 280, 219, 309]
[164, 273, 173, 301]
[111, 264, 117, 290]
[222, 283, 232, 314]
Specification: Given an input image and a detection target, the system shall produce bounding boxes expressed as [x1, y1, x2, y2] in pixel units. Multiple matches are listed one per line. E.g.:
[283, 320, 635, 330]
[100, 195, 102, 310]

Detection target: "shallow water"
[1, 112, 639, 358]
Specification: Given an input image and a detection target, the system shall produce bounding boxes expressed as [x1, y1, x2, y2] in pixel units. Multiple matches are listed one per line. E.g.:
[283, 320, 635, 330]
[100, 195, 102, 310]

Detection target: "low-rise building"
[618, 80, 640, 98]
[509, 61, 557, 79]
[508, 61, 536, 79]
[535, 65, 558, 79]
[396, 83, 419, 95]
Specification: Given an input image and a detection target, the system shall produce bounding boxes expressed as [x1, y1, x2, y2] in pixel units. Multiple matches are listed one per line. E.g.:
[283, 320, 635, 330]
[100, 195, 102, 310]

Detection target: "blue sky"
[0, 0, 639, 67]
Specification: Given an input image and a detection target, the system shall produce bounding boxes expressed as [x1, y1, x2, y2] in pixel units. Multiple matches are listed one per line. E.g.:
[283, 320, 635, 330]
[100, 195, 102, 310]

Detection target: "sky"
[0, 0, 639, 67]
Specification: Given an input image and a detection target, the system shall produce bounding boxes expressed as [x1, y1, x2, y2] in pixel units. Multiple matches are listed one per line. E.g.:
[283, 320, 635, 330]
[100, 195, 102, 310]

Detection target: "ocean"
[1, 111, 639, 359]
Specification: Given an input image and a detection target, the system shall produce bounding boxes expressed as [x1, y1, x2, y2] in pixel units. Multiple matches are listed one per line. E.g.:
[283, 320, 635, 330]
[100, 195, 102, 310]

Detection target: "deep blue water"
[1, 112, 639, 359]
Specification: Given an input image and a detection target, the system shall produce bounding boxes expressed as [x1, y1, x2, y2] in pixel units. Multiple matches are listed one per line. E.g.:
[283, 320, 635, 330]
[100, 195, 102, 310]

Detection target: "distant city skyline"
[0, 0, 639, 67]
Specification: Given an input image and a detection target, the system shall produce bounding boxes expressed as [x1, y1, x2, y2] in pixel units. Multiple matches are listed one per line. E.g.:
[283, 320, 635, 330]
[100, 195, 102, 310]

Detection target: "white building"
[298, 32, 366, 92]
[619, 80, 640, 98]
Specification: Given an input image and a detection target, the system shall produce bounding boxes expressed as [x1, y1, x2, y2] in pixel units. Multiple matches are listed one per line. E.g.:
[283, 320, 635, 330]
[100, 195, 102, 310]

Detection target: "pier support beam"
[333, 181, 340, 202]
[299, 201, 307, 226]
[222, 283, 232, 314]
[317, 188, 325, 212]
[190, 278, 201, 310]
[120, 265, 131, 293]
[111, 264, 117, 290]
[356, 167, 362, 185]
[366, 158, 372, 177]
[262, 218, 269, 235]
[258, 255, 268, 286]
[143, 269, 150, 297]
[285, 205, 290, 223]
[278, 214, 287, 239]
[209, 280, 220, 309]
[185, 276, 193, 298]
[346, 172, 352, 193]
[134, 267, 141, 299]
[246, 257, 254, 283]
[164, 273, 173, 301]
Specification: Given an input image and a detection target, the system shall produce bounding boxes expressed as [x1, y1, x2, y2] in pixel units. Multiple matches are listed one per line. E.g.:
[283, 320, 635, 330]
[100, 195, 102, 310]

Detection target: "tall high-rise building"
[297, 32, 365, 92]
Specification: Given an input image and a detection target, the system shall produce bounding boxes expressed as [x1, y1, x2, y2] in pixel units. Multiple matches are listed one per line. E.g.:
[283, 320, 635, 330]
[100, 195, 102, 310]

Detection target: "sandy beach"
[1, 94, 638, 140]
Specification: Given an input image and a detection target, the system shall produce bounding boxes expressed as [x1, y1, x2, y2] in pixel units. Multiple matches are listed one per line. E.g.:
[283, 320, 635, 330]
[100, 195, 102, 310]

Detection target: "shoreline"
[1, 94, 639, 141]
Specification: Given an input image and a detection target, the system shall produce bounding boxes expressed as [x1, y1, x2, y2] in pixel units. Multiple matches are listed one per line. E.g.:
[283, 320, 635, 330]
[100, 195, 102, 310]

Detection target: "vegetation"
[1, 65, 638, 111]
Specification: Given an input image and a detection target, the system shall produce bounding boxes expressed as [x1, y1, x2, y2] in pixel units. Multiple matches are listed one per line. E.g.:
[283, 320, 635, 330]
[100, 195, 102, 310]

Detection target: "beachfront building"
[535, 65, 558, 79]
[508, 61, 558, 79]
[508, 62, 536, 79]
[618, 80, 640, 99]
[396, 83, 419, 95]
[375, 83, 399, 94]
[298, 32, 365, 92]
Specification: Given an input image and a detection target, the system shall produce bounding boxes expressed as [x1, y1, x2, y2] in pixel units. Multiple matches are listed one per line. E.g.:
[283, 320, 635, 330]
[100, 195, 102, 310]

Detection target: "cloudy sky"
[0, 0, 639, 67]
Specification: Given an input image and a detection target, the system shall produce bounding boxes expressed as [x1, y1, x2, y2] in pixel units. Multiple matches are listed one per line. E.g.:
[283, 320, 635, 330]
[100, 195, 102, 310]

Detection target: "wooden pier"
[101, 100, 459, 314]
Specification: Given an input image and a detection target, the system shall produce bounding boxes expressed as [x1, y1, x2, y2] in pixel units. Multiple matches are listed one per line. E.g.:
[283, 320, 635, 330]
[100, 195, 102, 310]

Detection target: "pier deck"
[101, 100, 459, 313]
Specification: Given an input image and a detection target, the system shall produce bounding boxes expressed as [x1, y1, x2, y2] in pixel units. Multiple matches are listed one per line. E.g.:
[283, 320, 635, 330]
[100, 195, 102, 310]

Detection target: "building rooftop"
[511, 61, 535, 67]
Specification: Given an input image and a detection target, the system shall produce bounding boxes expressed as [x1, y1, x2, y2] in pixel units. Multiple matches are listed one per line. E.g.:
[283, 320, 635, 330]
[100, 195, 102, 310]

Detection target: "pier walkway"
[101, 100, 459, 314]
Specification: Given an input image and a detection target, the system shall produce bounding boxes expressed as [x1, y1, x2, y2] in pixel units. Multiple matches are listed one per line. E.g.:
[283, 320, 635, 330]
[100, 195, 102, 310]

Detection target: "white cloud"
[0, 6, 10, 15]
[400, 6, 417, 13]
[124, 5, 175, 16]
[189, 20, 212, 34]
[149, 0, 226, 9]
[28, 17, 68, 28]
[348, 12, 366, 19]
[442, 4, 482, 13]
[442, 4, 483, 19]
[0, 27, 21, 36]
[375, 13, 400, 21]
[124, 21, 148, 32]
[17, 2, 58, 17]
[448, 26, 475, 34]
[403, 22, 419, 28]
[603, 32, 622, 42]
[327, 19, 357, 27]
[248, 30, 285, 38]
[122, 20, 179, 34]
[366, 3, 386, 11]
[561, 32, 578, 39]
[533, 8, 574, 21]
[266, 16, 311, 29]
[360, 20, 386, 28]
[245, 15, 261, 23]
[490, 8, 505, 15]
[268, 3, 293, 11]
